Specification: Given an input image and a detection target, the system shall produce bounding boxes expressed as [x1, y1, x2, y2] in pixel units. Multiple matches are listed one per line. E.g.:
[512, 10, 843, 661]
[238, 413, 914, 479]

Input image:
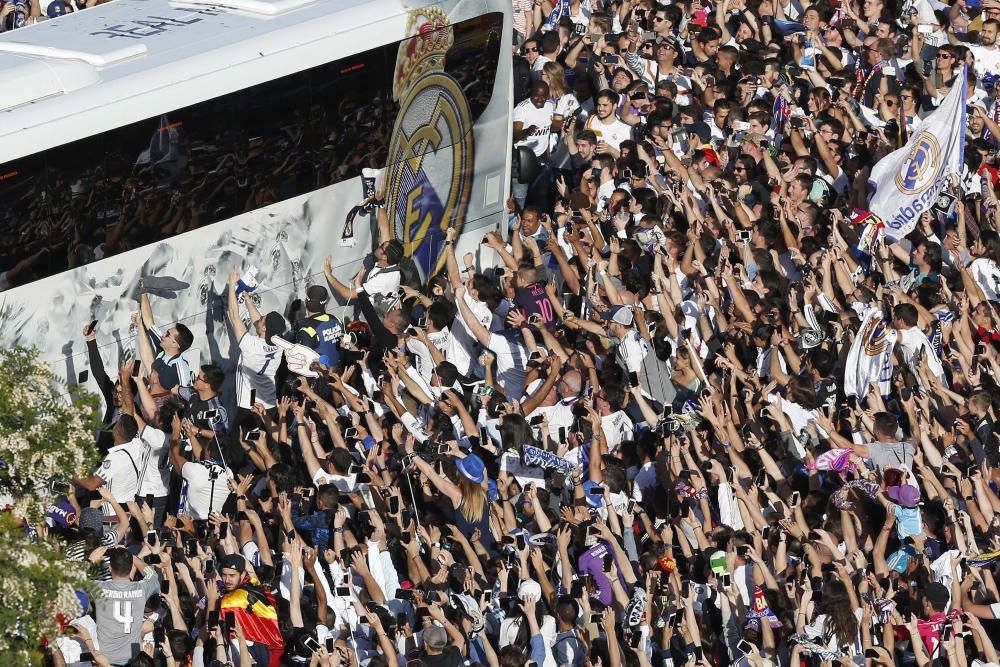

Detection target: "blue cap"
[487, 479, 499, 502]
[47, 1, 67, 17]
[456, 454, 486, 484]
[362, 436, 376, 451]
[582, 480, 605, 509]
[886, 545, 917, 574]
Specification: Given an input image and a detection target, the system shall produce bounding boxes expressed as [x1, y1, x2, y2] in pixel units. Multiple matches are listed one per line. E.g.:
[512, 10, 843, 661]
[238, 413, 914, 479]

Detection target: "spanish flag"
[222, 577, 284, 666]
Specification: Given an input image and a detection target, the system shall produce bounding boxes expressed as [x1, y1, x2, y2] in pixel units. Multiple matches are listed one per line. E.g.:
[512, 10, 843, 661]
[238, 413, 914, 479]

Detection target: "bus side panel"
[0, 2, 511, 398]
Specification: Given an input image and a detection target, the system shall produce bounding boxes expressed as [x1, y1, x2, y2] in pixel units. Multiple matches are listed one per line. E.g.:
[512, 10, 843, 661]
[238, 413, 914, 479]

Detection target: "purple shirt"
[576, 541, 624, 606]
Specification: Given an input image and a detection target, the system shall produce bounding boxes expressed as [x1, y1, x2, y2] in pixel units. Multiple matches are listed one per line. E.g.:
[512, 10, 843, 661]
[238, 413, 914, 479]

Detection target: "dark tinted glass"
[0, 12, 502, 290]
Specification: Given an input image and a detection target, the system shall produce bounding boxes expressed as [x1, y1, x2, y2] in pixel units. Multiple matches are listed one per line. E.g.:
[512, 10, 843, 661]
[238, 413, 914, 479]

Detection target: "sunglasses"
[525, 47, 540, 53]
[652, 15, 665, 22]
[937, 53, 953, 59]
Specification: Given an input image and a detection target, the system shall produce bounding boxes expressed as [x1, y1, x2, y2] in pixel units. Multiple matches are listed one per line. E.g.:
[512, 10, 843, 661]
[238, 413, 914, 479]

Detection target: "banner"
[868, 65, 967, 240]
[844, 307, 897, 398]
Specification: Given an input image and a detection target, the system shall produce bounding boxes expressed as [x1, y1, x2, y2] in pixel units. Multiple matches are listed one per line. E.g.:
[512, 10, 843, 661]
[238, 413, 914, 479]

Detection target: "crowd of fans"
[24, 0, 1000, 665]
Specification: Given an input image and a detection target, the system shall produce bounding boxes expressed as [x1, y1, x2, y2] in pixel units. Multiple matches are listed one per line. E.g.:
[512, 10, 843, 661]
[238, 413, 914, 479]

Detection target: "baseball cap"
[305, 285, 329, 311]
[423, 625, 449, 650]
[221, 554, 247, 573]
[517, 579, 542, 600]
[886, 545, 917, 574]
[887, 485, 920, 508]
[47, 1, 67, 17]
[78, 507, 103, 535]
[456, 454, 486, 484]
[600, 305, 634, 326]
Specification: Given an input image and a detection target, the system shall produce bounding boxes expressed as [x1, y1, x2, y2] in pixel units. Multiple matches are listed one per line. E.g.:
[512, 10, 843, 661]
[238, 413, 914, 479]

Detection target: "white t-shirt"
[236, 332, 281, 409]
[448, 291, 493, 376]
[487, 331, 529, 398]
[514, 98, 556, 157]
[95, 440, 144, 505]
[971, 44, 1000, 78]
[584, 114, 632, 151]
[136, 426, 171, 498]
[313, 469, 358, 493]
[181, 460, 233, 520]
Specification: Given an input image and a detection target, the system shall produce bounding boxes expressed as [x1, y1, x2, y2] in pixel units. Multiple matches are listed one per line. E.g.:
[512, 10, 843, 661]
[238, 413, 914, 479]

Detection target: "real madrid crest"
[384, 6, 475, 279]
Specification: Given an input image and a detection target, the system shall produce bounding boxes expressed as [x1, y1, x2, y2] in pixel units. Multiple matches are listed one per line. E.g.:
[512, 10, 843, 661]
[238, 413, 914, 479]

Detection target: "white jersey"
[447, 291, 494, 376]
[95, 439, 144, 508]
[136, 426, 171, 498]
[584, 114, 633, 151]
[181, 460, 234, 520]
[601, 410, 634, 452]
[236, 332, 282, 409]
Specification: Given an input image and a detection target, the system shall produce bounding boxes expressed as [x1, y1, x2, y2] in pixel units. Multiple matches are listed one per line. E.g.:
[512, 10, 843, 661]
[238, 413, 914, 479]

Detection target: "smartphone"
[219, 522, 229, 539]
[529, 414, 546, 426]
[302, 635, 322, 653]
[146, 531, 157, 546]
[864, 649, 879, 659]
[681, 581, 690, 598]
[204, 409, 220, 421]
[160, 579, 170, 595]
[737, 640, 753, 655]
[249, 388, 256, 406]
[344, 427, 359, 439]
[388, 496, 400, 514]
[762, 527, 771, 541]
[437, 444, 450, 454]
[246, 429, 262, 442]
[941, 623, 952, 642]
[185, 539, 197, 558]
[603, 554, 613, 571]
[204, 559, 215, 575]
[790, 491, 800, 507]
[132, 362, 141, 377]
[208, 611, 219, 627]
[968, 465, 978, 477]
[558, 427, 567, 443]
[326, 637, 336, 653]
[588, 486, 605, 497]
[720, 572, 731, 587]
[224, 611, 235, 627]
[629, 632, 642, 649]
[516, 534, 527, 551]
[590, 612, 602, 624]
[628, 371, 640, 388]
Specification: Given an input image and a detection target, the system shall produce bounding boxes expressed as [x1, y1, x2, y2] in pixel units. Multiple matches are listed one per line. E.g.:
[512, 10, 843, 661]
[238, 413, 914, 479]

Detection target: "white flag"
[844, 307, 897, 398]
[868, 65, 967, 241]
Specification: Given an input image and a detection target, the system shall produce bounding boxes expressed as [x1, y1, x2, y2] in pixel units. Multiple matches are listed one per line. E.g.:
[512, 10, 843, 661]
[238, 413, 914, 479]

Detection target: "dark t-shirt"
[423, 646, 464, 667]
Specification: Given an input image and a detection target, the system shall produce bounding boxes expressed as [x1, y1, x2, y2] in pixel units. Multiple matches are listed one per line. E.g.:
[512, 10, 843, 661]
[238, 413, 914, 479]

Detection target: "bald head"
[561, 370, 583, 398]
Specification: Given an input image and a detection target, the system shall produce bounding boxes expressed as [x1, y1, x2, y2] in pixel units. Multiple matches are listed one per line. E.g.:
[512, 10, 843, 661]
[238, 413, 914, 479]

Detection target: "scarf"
[853, 60, 884, 100]
[832, 479, 881, 510]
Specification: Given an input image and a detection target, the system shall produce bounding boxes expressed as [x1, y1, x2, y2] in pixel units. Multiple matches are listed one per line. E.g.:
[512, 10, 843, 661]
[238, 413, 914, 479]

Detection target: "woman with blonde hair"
[411, 453, 496, 552]
[541, 61, 579, 134]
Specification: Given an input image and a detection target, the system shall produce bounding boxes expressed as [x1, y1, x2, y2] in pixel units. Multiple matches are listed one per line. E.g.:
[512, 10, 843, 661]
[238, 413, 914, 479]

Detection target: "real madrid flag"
[868, 65, 967, 241]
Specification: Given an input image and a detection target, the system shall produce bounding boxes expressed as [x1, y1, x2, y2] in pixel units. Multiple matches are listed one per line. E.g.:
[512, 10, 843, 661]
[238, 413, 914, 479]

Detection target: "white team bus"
[0, 0, 512, 387]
